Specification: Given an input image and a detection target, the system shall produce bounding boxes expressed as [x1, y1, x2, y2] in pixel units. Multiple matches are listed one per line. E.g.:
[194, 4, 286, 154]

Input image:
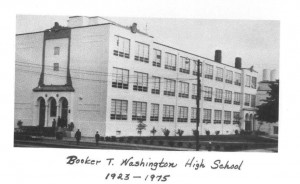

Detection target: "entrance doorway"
[38, 98, 46, 127]
[60, 97, 68, 126]
[245, 113, 251, 131]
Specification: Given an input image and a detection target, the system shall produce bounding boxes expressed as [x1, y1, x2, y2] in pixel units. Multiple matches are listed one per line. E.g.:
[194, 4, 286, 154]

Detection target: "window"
[216, 67, 223, 82]
[164, 78, 176, 96]
[112, 68, 129, 89]
[204, 64, 213, 79]
[163, 105, 174, 122]
[150, 104, 159, 121]
[132, 101, 147, 121]
[234, 72, 241, 86]
[215, 88, 223, 103]
[151, 76, 160, 94]
[54, 47, 60, 55]
[178, 81, 189, 98]
[251, 95, 256, 107]
[244, 94, 250, 106]
[251, 77, 257, 89]
[245, 75, 251, 87]
[153, 49, 161, 67]
[192, 84, 197, 99]
[225, 70, 233, 84]
[133, 72, 148, 92]
[192, 60, 202, 76]
[165, 53, 176, 71]
[53, 63, 59, 71]
[233, 112, 240, 124]
[234, 92, 241, 105]
[224, 90, 232, 104]
[214, 110, 222, 124]
[179, 57, 190, 74]
[178, 106, 188, 122]
[113, 36, 130, 58]
[203, 109, 211, 123]
[224, 111, 231, 124]
[111, 99, 128, 120]
[204, 86, 212, 101]
[135, 42, 149, 62]
[191, 107, 197, 123]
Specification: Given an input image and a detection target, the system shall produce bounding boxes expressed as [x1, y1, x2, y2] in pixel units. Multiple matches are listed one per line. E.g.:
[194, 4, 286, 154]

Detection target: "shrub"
[162, 128, 170, 137]
[176, 129, 184, 136]
[111, 136, 117, 142]
[177, 142, 183, 147]
[105, 136, 111, 141]
[188, 142, 193, 148]
[142, 139, 147, 144]
[149, 139, 154, 145]
[67, 122, 74, 131]
[234, 129, 239, 135]
[150, 127, 157, 136]
[215, 145, 221, 151]
[206, 143, 212, 151]
[215, 130, 220, 135]
[134, 139, 139, 144]
[240, 129, 245, 136]
[127, 137, 133, 143]
[255, 130, 267, 136]
[119, 137, 124, 142]
[17, 120, 23, 128]
[99, 136, 104, 141]
[158, 140, 164, 146]
[168, 141, 175, 147]
[205, 130, 210, 136]
[192, 129, 199, 136]
[55, 132, 63, 140]
[137, 120, 147, 136]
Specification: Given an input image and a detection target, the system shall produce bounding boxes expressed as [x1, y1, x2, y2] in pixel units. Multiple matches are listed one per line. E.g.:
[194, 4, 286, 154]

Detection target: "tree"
[136, 118, 147, 136]
[256, 80, 279, 123]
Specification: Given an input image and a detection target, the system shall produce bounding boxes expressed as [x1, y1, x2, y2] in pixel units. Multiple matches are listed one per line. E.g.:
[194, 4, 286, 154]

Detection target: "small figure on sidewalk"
[95, 131, 100, 146]
[75, 129, 81, 145]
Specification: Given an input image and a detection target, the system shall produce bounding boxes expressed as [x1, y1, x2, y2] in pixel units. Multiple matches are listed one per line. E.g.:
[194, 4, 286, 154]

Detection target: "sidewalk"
[42, 136, 195, 151]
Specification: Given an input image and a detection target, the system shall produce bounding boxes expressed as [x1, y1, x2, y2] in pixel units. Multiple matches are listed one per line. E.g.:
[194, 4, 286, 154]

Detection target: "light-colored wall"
[69, 25, 110, 136]
[15, 32, 44, 126]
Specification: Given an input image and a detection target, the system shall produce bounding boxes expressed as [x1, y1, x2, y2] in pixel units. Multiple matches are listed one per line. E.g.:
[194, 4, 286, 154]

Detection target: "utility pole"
[196, 59, 201, 151]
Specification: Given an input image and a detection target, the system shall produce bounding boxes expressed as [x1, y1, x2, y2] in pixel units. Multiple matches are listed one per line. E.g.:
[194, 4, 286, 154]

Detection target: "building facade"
[15, 16, 258, 137]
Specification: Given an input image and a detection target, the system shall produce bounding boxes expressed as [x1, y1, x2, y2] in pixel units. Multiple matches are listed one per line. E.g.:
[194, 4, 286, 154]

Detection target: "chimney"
[131, 23, 138, 33]
[214, 50, 222, 63]
[235, 57, 242, 69]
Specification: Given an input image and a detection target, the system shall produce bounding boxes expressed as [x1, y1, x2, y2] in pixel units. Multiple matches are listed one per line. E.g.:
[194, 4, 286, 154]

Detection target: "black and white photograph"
[14, 15, 279, 152]
[1, 0, 300, 184]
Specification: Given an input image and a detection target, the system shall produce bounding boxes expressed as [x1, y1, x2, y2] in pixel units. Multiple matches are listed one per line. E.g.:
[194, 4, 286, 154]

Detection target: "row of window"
[111, 99, 241, 124]
[112, 35, 257, 88]
[112, 68, 256, 107]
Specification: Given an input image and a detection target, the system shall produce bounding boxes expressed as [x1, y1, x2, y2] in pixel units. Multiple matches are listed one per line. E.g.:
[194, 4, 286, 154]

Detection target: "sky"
[16, 15, 280, 81]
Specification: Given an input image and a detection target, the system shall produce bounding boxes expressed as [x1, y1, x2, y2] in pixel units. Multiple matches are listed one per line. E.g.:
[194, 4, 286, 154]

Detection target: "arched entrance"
[59, 97, 68, 127]
[38, 97, 46, 127]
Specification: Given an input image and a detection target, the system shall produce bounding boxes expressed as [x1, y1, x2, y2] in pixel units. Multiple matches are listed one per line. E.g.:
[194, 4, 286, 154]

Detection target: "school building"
[15, 16, 258, 137]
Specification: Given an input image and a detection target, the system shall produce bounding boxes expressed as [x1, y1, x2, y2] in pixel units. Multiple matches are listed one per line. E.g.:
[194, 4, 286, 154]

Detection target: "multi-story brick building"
[15, 16, 258, 137]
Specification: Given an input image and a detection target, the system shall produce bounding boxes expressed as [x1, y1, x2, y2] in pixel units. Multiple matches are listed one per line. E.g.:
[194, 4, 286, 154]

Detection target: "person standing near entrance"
[52, 119, 57, 134]
[75, 129, 81, 145]
[95, 131, 100, 146]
